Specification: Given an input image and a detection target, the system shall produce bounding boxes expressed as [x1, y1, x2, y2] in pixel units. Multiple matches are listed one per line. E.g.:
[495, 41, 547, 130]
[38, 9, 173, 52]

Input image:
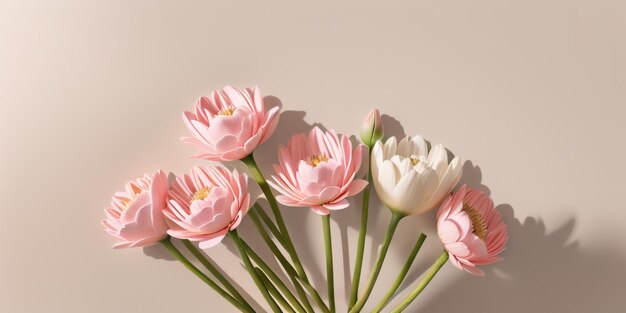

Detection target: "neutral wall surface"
[2, 1, 625, 312]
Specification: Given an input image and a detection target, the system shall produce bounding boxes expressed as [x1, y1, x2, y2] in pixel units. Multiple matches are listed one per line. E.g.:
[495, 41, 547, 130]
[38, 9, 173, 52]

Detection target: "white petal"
[390, 155, 413, 176]
[397, 136, 412, 157]
[428, 144, 448, 177]
[411, 135, 429, 157]
[371, 141, 384, 178]
[391, 170, 418, 213]
[409, 167, 441, 214]
[425, 156, 463, 211]
[383, 137, 398, 160]
[373, 160, 398, 208]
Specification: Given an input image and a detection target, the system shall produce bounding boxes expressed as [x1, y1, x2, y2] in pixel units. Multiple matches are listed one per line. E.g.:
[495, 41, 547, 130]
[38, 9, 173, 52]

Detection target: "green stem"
[256, 268, 296, 313]
[348, 152, 373, 309]
[241, 155, 313, 300]
[322, 214, 335, 312]
[294, 276, 331, 313]
[249, 209, 317, 313]
[241, 240, 307, 313]
[371, 233, 427, 313]
[159, 237, 253, 313]
[349, 212, 404, 313]
[253, 203, 285, 246]
[229, 230, 281, 313]
[390, 251, 449, 313]
[181, 240, 253, 312]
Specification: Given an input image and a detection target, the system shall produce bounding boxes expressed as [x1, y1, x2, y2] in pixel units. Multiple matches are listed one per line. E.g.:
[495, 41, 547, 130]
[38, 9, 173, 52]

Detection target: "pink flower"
[164, 166, 251, 249]
[437, 185, 508, 276]
[269, 127, 368, 215]
[181, 86, 280, 161]
[102, 170, 169, 249]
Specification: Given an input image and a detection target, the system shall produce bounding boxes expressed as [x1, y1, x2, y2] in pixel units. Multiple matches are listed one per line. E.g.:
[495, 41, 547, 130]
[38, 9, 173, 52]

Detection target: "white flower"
[371, 136, 462, 216]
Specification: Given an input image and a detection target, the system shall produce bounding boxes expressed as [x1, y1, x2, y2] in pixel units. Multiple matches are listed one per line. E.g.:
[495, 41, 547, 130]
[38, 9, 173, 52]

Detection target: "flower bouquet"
[102, 86, 508, 312]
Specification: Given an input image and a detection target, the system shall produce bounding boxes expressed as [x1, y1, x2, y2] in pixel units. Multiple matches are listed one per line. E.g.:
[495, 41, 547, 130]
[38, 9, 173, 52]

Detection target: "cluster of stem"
[161, 151, 449, 312]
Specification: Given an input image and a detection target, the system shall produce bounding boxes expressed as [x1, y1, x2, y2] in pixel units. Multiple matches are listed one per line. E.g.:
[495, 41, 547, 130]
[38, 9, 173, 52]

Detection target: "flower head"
[102, 170, 169, 249]
[372, 136, 462, 215]
[437, 185, 508, 276]
[182, 86, 280, 161]
[164, 166, 250, 249]
[360, 108, 384, 147]
[269, 127, 368, 215]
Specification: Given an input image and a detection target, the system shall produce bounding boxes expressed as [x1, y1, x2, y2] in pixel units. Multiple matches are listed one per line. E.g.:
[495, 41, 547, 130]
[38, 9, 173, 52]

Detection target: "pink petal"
[323, 200, 349, 211]
[311, 205, 330, 215]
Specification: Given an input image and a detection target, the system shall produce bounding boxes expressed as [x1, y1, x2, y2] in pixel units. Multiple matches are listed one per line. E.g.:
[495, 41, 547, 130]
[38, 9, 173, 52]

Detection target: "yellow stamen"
[192, 187, 212, 201]
[307, 154, 329, 167]
[410, 156, 419, 166]
[463, 204, 488, 240]
[218, 107, 235, 116]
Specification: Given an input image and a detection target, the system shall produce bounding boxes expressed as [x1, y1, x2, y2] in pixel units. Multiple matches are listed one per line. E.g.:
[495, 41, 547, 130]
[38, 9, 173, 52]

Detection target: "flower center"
[192, 186, 213, 201]
[463, 204, 488, 240]
[409, 155, 420, 166]
[306, 154, 328, 167]
[218, 107, 235, 116]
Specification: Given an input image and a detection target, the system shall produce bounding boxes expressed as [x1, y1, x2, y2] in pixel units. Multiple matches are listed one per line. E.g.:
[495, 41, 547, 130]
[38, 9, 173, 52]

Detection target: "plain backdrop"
[1, 1, 625, 312]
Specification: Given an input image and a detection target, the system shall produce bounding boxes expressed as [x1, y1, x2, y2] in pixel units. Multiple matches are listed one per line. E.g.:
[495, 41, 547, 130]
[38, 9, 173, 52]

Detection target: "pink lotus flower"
[437, 185, 508, 276]
[182, 86, 280, 161]
[164, 165, 251, 249]
[102, 170, 169, 249]
[268, 127, 368, 215]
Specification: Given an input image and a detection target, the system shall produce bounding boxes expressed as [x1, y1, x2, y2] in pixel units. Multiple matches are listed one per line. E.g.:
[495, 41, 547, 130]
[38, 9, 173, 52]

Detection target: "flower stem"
[348, 152, 373, 309]
[253, 203, 286, 246]
[390, 251, 449, 313]
[241, 154, 313, 300]
[294, 275, 332, 313]
[159, 237, 253, 313]
[349, 212, 404, 313]
[322, 214, 335, 312]
[229, 230, 282, 313]
[255, 267, 296, 313]
[241, 239, 307, 313]
[180, 240, 253, 312]
[248, 208, 317, 313]
[371, 233, 427, 313]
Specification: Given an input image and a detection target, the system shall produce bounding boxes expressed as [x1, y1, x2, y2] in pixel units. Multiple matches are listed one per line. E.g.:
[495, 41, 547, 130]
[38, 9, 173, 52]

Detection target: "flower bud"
[360, 108, 384, 147]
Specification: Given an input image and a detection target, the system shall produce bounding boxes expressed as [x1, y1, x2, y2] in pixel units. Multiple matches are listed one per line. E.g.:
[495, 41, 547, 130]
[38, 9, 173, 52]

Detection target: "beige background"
[2, 1, 625, 312]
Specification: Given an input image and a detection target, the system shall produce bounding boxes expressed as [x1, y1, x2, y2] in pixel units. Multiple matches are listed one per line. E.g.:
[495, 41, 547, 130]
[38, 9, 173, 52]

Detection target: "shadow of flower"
[144, 103, 623, 313]
[412, 209, 625, 313]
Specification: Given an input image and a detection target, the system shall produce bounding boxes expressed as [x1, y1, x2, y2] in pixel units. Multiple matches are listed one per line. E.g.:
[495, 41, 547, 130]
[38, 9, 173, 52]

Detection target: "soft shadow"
[143, 244, 175, 261]
[333, 168, 385, 302]
[143, 238, 264, 310]
[236, 97, 332, 294]
[457, 160, 490, 195]
[186, 240, 263, 311]
[413, 208, 625, 313]
[391, 161, 625, 312]
[144, 106, 624, 312]
[381, 114, 407, 139]
[255, 112, 326, 287]
[331, 113, 409, 302]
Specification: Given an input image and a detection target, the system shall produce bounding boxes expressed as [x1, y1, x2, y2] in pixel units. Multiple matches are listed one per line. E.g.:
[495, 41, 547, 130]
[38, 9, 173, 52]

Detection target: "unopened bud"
[360, 108, 384, 147]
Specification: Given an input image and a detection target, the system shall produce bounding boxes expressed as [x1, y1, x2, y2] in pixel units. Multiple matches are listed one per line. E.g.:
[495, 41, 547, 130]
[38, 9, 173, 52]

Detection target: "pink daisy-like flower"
[181, 86, 280, 161]
[164, 165, 250, 249]
[268, 127, 368, 215]
[437, 185, 508, 276]
[102, 170, 169, 249]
